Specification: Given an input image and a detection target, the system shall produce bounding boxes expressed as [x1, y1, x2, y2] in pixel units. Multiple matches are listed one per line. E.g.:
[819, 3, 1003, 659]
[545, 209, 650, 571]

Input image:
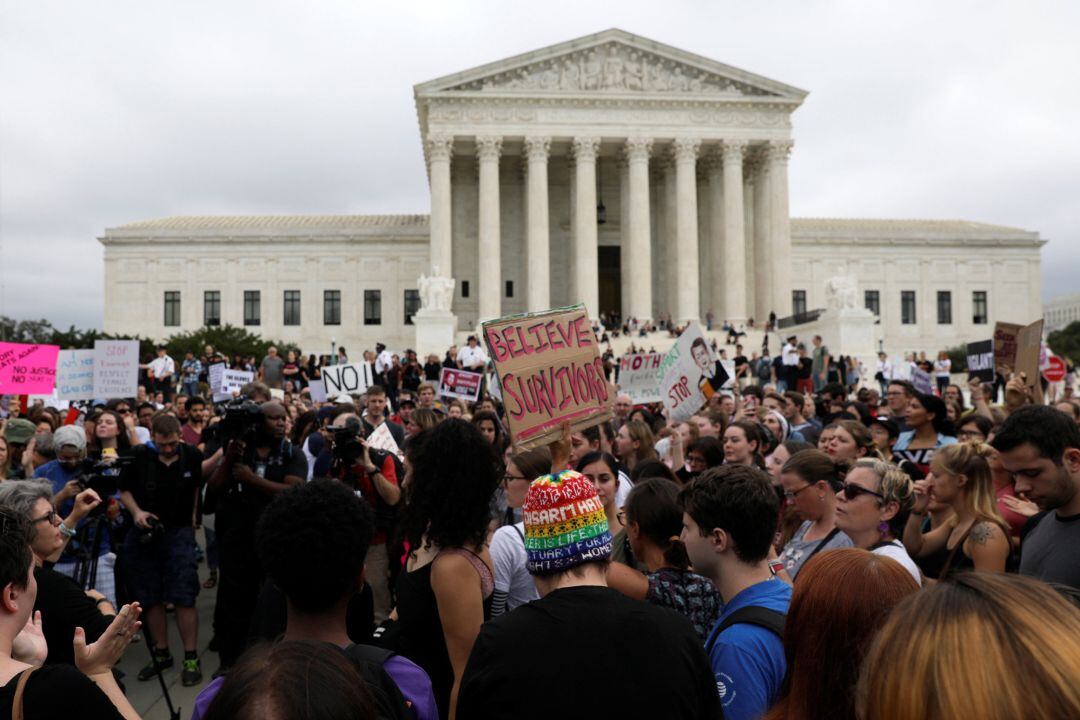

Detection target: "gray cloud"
[1, 0, 1077, 328]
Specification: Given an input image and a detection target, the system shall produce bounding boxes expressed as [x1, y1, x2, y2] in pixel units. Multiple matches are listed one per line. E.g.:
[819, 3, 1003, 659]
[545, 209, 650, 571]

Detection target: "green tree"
[162, 324, 289, 363]
[945, 344, 968, 373]
[1048, 321, 1080, 365]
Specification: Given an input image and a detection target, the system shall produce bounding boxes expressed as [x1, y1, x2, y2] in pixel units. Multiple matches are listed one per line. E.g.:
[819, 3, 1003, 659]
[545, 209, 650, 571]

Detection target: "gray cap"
[53, 425, 87, 454]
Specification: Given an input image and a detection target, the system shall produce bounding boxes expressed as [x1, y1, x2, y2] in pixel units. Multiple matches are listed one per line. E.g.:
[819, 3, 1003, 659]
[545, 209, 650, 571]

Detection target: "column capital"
[623, 136, 653, 163]
[475, 135, 503, 161]
[672, 137, 701, 163]
[571, 136, 601, 162]
[426, 134, 455, 163]
[523, 136, 551, 162]
[767, 140, 794, 165]
[721, 139, 748, 164]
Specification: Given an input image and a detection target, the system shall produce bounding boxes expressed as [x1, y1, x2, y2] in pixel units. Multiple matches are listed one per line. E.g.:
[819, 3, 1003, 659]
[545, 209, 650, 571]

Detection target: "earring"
[877, 521, 890, 538]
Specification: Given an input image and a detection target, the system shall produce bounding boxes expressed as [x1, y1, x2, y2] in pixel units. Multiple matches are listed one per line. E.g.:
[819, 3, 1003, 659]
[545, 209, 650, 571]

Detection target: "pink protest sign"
[0, 342, 60, 395]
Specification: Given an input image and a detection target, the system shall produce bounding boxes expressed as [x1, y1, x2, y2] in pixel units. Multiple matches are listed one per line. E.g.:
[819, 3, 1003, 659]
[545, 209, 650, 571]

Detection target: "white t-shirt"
[933, 359, 952, 378]
[872, 540, 922, 586]
[149, 355, 175, 380]
[375, 350, 394, 375]
[781, 342, 800, 366]
[490, 522, 539, 612]
[456, 344, 488, 370]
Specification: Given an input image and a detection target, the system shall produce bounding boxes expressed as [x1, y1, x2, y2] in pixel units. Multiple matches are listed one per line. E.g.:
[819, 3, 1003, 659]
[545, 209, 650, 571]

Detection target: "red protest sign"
[439, 367, 483, 402]
[483, 304, 612, 449]
[1043, 356, 1067, 383]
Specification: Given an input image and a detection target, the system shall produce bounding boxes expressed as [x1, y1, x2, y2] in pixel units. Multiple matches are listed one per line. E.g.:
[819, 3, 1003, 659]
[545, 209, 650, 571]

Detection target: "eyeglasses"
[840, 483, 885, 502]
[957, 430, 986, 441]
[502, 474, 528, 484]
[616, 510, 627, 526]
[31, 509, 59, 526]
[783, 484, 815, 500]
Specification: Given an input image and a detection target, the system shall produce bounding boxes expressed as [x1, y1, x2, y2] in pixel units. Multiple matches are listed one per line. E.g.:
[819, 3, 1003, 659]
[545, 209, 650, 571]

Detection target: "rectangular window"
[404, 289, 420, 325]
[163, 291, 181, 327]
[323, 290, 341, 326]
[865, 290, 880, 316]
[505, 280, 514, 298]
[244, 291, 261, 326]
[203, 290, 221, 326]
[792, 290, 807, 316]
[973, 291, 988, 325]
[901, 291, 917, 325]
[364, 290, 382, 326]
[283, 290, 301, 326]
[937, 290, 952, 325]
[461, 280, 470, 298]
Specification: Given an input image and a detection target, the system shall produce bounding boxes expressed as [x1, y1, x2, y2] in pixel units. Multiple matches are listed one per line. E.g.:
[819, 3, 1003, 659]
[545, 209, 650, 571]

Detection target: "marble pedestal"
[413, 309, 457, 358]
[795, 307, 880, 386]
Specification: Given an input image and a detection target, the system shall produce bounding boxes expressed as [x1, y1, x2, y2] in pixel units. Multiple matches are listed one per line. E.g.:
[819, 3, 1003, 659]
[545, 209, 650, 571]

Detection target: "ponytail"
[624, 478, 690, 571]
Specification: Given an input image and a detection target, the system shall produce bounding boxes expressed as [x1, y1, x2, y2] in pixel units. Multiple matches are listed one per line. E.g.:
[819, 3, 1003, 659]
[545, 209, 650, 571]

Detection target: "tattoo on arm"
[969, 522, 995, 545]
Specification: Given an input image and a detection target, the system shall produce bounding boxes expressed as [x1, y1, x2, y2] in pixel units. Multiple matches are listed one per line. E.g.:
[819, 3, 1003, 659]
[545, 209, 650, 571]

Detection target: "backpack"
[346, 644, 434, 720]
[704, 606, 787, 657]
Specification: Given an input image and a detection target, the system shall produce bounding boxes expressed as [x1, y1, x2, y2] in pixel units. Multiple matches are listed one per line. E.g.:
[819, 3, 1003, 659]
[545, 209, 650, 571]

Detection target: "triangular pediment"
[415, 29, 807, 101]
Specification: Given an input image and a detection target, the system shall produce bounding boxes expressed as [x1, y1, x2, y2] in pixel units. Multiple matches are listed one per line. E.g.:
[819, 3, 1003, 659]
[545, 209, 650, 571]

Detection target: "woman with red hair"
[764, 548, 919, 720]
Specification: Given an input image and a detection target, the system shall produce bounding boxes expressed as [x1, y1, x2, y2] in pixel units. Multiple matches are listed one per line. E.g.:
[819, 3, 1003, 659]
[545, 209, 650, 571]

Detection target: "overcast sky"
[1, 0, 1077, 329]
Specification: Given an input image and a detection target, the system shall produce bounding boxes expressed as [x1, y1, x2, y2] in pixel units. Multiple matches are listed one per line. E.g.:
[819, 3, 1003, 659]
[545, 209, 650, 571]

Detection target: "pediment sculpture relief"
[447, 42, 773, 96]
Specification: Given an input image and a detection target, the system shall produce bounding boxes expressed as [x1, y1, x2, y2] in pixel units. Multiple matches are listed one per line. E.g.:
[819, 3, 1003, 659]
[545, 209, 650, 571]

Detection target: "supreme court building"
[101, 29, 1045, 354]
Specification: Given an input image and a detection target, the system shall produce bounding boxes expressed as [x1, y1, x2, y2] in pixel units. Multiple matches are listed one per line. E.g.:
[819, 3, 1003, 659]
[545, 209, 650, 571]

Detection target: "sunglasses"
[840, 483, 885, 502]
[31, 509, 59, 526]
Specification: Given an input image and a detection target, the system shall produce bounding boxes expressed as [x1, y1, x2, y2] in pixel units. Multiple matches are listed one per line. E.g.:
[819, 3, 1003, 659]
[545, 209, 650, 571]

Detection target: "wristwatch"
[768, 560, 785, 577]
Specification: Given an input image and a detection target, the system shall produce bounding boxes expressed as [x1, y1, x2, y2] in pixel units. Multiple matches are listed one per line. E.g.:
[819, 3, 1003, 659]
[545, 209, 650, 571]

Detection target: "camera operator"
[33, 426, 120, 608]
[118, 413, 206, 686]
[325, 410, 400, 623]
[207, 401, 307, 670]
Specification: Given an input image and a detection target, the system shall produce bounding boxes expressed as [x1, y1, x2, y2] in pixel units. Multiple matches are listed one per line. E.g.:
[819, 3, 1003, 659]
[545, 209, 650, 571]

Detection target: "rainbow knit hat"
[522, 469, 613, 575]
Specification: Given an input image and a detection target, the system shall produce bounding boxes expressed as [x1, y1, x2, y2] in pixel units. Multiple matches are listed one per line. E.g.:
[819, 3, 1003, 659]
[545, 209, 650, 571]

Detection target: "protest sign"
[617, 353, 663, 404]
[56, 349, 96, 400]
[966, 340, 995, 382]
[1015, 319, 1045, 404]
[367, 421, 403, 461]
[209, 363, 229, 403]
[0, 342, 60, 395]
[308, 379, 328, 403]
[269, 388, 285, 401]
[92, 340, 138, 398]
[993, 322, 1023, 377]
[1043, 355, 1067, 384]
[220, 369, 254, 396]
[322, 362, 373, 398]
[911, 367, 933, 395]
[483, 304, 612, 449]
[438, 367, 483, 402]
[657, 323, 730, 424]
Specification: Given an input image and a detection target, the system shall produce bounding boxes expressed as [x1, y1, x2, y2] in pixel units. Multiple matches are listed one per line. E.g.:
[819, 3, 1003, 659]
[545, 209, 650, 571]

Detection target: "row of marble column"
[425, 133, 792, 324]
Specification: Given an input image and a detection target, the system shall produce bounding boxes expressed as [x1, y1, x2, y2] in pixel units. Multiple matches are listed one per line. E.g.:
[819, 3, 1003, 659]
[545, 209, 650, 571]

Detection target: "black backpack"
[340, 644, 413, 720]
[706, 607, 787, 720]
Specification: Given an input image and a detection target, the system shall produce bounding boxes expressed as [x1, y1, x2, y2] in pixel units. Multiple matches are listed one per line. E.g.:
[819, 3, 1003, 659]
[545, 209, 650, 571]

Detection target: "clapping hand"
[912, 478, 932, 515]
[69, 488, 102, 524]
[74, 602, 142, 677]
[13, 610, 47, 666]
[1001, 493, 1039, 518]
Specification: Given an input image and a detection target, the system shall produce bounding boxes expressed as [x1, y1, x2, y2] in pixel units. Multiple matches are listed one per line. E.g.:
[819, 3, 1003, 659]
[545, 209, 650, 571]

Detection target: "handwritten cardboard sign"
[92, 340, 138, 398]
[322, 362, 373, 398]
[993, 322, 1023, 377]
[657, 323, 729, 424]
[483, 304, 612, 449]
[617, 353, 663, 404]
[439, 367, 483, 402]
[0, 342, 60, 395]
[1015, 319, 1045, 404]
[220, 369, 254, 396]
[966, 340, 995, 382]
[56, 349, 97, 400]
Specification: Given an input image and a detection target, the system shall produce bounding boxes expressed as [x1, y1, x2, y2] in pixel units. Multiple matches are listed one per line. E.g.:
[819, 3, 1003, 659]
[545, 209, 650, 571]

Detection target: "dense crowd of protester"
[1, 329, 1079, 720]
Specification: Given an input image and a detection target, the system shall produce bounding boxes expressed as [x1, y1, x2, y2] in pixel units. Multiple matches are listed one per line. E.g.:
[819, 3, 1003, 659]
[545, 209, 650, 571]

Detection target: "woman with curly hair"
[395, 419, 499, 720]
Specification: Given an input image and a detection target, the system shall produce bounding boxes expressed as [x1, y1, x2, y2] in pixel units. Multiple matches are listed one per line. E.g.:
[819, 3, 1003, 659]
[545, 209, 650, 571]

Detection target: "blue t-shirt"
[704, 578, 791, 720]
[34, 460, 112, 556]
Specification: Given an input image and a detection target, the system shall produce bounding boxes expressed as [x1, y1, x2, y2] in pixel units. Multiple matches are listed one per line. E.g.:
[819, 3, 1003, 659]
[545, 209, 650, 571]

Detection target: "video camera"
[330, 418, 367, 466]
[73, 456, 133, 514]
[211, 396, 262, 443]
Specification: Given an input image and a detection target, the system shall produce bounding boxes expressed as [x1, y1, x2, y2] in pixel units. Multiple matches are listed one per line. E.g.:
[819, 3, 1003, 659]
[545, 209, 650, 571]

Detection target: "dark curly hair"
[255, 479, 374, 614]
[401, 419, 499, 551]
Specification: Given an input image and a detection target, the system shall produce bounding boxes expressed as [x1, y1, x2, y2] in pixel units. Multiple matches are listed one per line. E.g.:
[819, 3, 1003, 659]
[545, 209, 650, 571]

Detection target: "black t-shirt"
[422, 362, 442, 382]
[734, 355, 749, 377]
[458, 585, 719, 719]
[797, 356, 813, 380]
[33, 566, 113, 667]
[219, 440, 308, 517]
[0, 665, 123, 720]
[119, 444, 205, 528]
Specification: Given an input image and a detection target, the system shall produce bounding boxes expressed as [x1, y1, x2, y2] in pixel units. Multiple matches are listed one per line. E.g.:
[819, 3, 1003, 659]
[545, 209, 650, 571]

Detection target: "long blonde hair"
[857, 573, 1080, 720]
[931, 442, 1004, 527]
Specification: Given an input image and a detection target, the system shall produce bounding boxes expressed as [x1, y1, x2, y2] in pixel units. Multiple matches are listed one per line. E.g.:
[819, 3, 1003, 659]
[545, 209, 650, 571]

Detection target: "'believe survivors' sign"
[483, 304, 612, 449]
